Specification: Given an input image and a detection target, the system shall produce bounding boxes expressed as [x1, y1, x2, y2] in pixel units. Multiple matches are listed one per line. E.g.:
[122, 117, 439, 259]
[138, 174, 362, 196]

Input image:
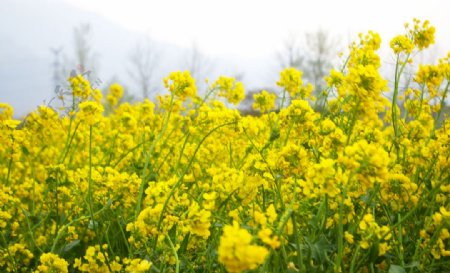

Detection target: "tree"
[182, 42, 214, 91]
[73, 23, 98, 75]
[277, 32, 304, 69]
[50, 46, 64, 94]
[56, 23, 99, 83]
[304, 28, 339, 94]
[50, 23, 100, 113]
[128, 37, 162, 99]
[276, 29, 340, 99]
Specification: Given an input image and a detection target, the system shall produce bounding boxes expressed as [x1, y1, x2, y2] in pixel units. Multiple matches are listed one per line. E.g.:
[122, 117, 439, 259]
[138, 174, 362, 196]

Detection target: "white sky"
[64, 0, 450, 58]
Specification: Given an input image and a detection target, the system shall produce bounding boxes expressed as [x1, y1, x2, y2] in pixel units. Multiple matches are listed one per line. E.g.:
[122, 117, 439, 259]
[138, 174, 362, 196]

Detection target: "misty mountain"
[0, 0, 166, 116]
[0, 0, 268, 117]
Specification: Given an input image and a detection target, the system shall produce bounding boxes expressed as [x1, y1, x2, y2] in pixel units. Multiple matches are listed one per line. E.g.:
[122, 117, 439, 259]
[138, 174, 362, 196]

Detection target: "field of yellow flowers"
[1, 19, 449, 273]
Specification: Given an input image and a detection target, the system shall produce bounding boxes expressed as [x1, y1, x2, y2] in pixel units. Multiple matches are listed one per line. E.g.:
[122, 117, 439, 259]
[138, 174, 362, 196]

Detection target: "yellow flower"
[410, 18, 435, 50]
[306, 158, 340, 197]
[74, 245, 121, 272]
[35, 253, 69, 273]
[357, 214, 391, 256]
[218, 221, 269, 273]
[360, 240, 370, 249]
[0, 210, 12, 228]
[440, 207, 450, 218]
[186, 202, 212, 239]
[2, 119, 20, 130]
[390, 34, 414, 54]
[253, 90, 276, 113]
[378, 242, 390, 256]
[107, 83, 124, 106]
[344, 231, 354, 244]
[345, 64, 388, 99]
[414, 64, 443, 95]
[164, 71, 197, 100]
[1, 244, 34, 270]
[123, 258, 152, 272]
[325, 69, 344, 87]
[348, 31, 381, 68]
[440, 229, 450, 240]
[277, 67, 311, 98]
[212, 76, 246, 105]
[0, 103, 14, 120]
[258, 228, 281, 249]
[109, 83, 124, 98]
[92, 88, 103, 103]
[77, 101, 104, 126]
[433, 212, 443, 225]
[266, 204, 278, 224]
[69, 74, 92, 100]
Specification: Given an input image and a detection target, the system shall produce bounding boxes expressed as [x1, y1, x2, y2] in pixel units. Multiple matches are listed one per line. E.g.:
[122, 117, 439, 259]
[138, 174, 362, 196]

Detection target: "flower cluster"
[277, 67, 313, 99]
[212, 76, 246, 105]
[0, 19, 449, 273]
[107, 83, 124, 106]
[163, 71, 197, 100]
[35, 253, 69, 273]
[253, 90, 276, 113]
[218, 222, 269, 273]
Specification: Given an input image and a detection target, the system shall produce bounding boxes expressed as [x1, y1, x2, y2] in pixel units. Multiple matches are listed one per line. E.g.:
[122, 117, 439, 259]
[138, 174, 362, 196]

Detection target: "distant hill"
[0, 0, 300, 117]
[0, 0, 136, 116]
[0, 0, 246, 117]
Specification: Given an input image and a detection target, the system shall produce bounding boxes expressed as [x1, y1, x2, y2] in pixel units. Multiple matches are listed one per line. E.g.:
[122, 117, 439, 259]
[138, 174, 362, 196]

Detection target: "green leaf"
[179, 232, 190, 254]
[63, 239, 80, 252]
[304, 235, 331, 263]
[21, 146, 30, 155]
[389, 264, 406, 273]
[405, 261, 420, 268]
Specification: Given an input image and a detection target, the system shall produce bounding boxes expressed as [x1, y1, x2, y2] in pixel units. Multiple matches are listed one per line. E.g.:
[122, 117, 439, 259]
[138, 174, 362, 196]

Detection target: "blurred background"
[1, 0, 449, 117]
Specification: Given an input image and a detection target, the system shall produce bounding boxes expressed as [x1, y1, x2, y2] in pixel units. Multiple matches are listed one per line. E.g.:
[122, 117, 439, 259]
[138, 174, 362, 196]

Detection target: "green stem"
[117, 218, 131, 256]
[166, 236, 180, 273]
[5, 137, 14, 185]
[392, 53, 411, 156]
[349, 244, 361, 273]
[276, 198, 296, 236]
[112, 141, 145, 168]
[135, 95, 175, 218]
[58, 94, 78, 163]
[199, 87, 217, 106]
[242, 128, 285, 210]
[280, 89, 287, 109]
[345, 98, 360, 145]
[292, 213, 305, 272]
[87, 126, 95, 230]
[50, 205, 109, 252]
[86, 126, 112, 272]
[335, 192, 345, 272]
[433, 81, 449, 133]
[380, 178, 446, 241]
[153, 121, 236, 250]
[398, 213, 405, 267]
[22, 209, 43, 254]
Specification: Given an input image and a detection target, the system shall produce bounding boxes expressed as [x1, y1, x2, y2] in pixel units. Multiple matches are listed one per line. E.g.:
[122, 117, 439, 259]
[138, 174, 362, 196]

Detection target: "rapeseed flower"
[218, 222, 268, 273]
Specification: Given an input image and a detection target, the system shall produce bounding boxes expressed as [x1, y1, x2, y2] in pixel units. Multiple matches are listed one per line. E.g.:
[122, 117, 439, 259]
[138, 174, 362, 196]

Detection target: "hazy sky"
[64, 0, 450, 58]
[1, 0, 449, 116]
